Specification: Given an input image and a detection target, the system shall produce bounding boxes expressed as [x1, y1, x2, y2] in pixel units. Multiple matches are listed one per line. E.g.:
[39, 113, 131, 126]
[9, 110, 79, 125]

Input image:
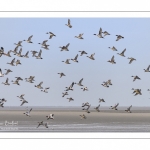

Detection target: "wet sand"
[0, 108, 150, 132]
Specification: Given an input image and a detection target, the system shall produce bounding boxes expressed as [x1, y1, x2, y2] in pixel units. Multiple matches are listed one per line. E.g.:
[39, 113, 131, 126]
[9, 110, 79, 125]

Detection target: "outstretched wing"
[79, 78, 83, 84]
[28, 35, 33, 41]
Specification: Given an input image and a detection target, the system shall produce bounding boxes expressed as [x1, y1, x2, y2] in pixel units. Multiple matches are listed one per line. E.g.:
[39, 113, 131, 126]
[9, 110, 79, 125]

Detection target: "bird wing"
[29, 108, 32, 112]
[0, 68, 2, 74]
[99, 28, 102, 35]
[11, 58, 15, 63]
[116, 103, 119, 107]
[79, 78, 83, 84]
[39, 82, 43, 86]
[121, 48, 126, 54]
[111, 55, 114, 61]
[45, 87, 50, 90]
[38, 49, 42, 57]
[68, 19, 71, 25]
[147, 65, 150, 70]
[28, 35, 33, 41]
[74, 54, 78, 60]
[6, 78, 8, 83]
[66, 43, 70, 48]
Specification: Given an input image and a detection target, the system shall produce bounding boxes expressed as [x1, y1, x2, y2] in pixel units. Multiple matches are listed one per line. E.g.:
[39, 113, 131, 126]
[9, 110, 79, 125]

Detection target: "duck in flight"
[131, 76, 141, 82]
[80, 114, 86, 119]
[41, 87, 50, 93]
[65, 19, 72, 28]
[110, 103, 119, 110]
[87, 53, 95, 60]
[71, 54, 79, 63]
[23, 108, 32, 117]
[128, 57, 136, 64]
[35, 82, 43, 89]
[2, 78, 10, 85]
[46, 32, 56, 39]
[78, 50, 87, 56]
[75, 33, 84, 39]
[4, 69, 12, 75]
[58, 72, 66, 78]
[59, 43, 70, 51]
[117, 48, 126, 57]
[116, 35, 124, 41]
[107, 55, 116, 64]
[93, 27, 104, 38]
[20, 99, 28, 106]
[46, 114, 54, 120]
[94, 104, 100, 112]
[125, 105, 132, 113]
[75, 78, 84, 86]
[108, 46, 117, 51]
[23, 35, 33, 43]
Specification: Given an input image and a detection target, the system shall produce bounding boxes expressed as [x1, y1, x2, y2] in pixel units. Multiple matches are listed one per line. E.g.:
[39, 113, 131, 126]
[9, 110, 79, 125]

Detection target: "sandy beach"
[0, 107, 150, 132]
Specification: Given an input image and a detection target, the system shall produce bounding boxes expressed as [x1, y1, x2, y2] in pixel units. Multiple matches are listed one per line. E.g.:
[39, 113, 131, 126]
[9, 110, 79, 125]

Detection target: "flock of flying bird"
[0, 19, 148, 128]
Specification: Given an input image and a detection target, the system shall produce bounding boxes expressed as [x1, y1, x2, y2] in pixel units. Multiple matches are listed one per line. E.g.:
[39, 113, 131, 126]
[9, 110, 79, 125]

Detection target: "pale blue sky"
[1, 18, 150, 107]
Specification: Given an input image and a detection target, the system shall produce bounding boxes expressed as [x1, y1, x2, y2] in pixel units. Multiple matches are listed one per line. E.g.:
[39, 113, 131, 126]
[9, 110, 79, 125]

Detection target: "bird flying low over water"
[94, 104, 100, 112]
[65, 19, 72, 28]
[80, 114, 86, 119]
[82, 104, 91, 113]
[46, 114, 54, 120]
[37, 121, 48, 128]
[125, 105, 132, 113]
[82, 102, 90, 107]
[110, 103, 119, 110]
[23, 108, 32, 117]
[99, 98, 105, 103]
[20, 99, 28, 106]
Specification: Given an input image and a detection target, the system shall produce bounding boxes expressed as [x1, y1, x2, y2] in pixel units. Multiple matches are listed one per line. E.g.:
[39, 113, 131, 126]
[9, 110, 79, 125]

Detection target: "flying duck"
[144, 65, 150, 72]
[65, 82, 75, 91]
[81, 86, 88, 91]
[35, 49, 43, 59]
[65, 19, 72, 28]
[35, 82, 43, 89]
[14, 41, 22, 47]
[58, 72, 66, 78]
[131, 76, 141, 82]
[20, 99, 28, 106]
[23, 35, 33, 43]
[75, 33, 84, 39]
[117, 48, 126, 57]
[99, 98, 105, 102]
[82, 104, 91, 113]
[4, 69, 12, 75]
[108, 46, 117, 51]
[30, 50, 38, 57]
[110, 103, 119, 110]
[62, 59, 71, 64]
[128, 57, 136, 64]
[2, 78, 10, 85]
[125, 105, 132, 113]
[102, 31, 110, 36]
[59, 43, 70, 51]
[3, 50, 12, 57]
[116, 35, 124, 41]
[67, 97, 74, 102]
[17, 94, 25, 100]
[71, 54, 79, 62]
[15, 59, 21, 66]
[132, 88, 142, 96]
[62, 92, 68, 97]
[75, 78, 83, 86]
[46, 114, 54, 120]
[107, 55, 116, 64]
[93, 27, 104, 38]
[82, 102, 90, 107]
[41, 87, 50, 93]
[87, 53, 95, 60]
[78, 50, 88, 56]
[46, 32, 56, 39]
[23, 108, 32, 117]
[80, 114, 86, 119]
[23, 51, 29, 58]
[10, 45, 19, 54]
[38, 40, 48, 46]
[94, 104, 100, 112]
[7, 58, 15, 66]
[11, 79, 20, 85]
